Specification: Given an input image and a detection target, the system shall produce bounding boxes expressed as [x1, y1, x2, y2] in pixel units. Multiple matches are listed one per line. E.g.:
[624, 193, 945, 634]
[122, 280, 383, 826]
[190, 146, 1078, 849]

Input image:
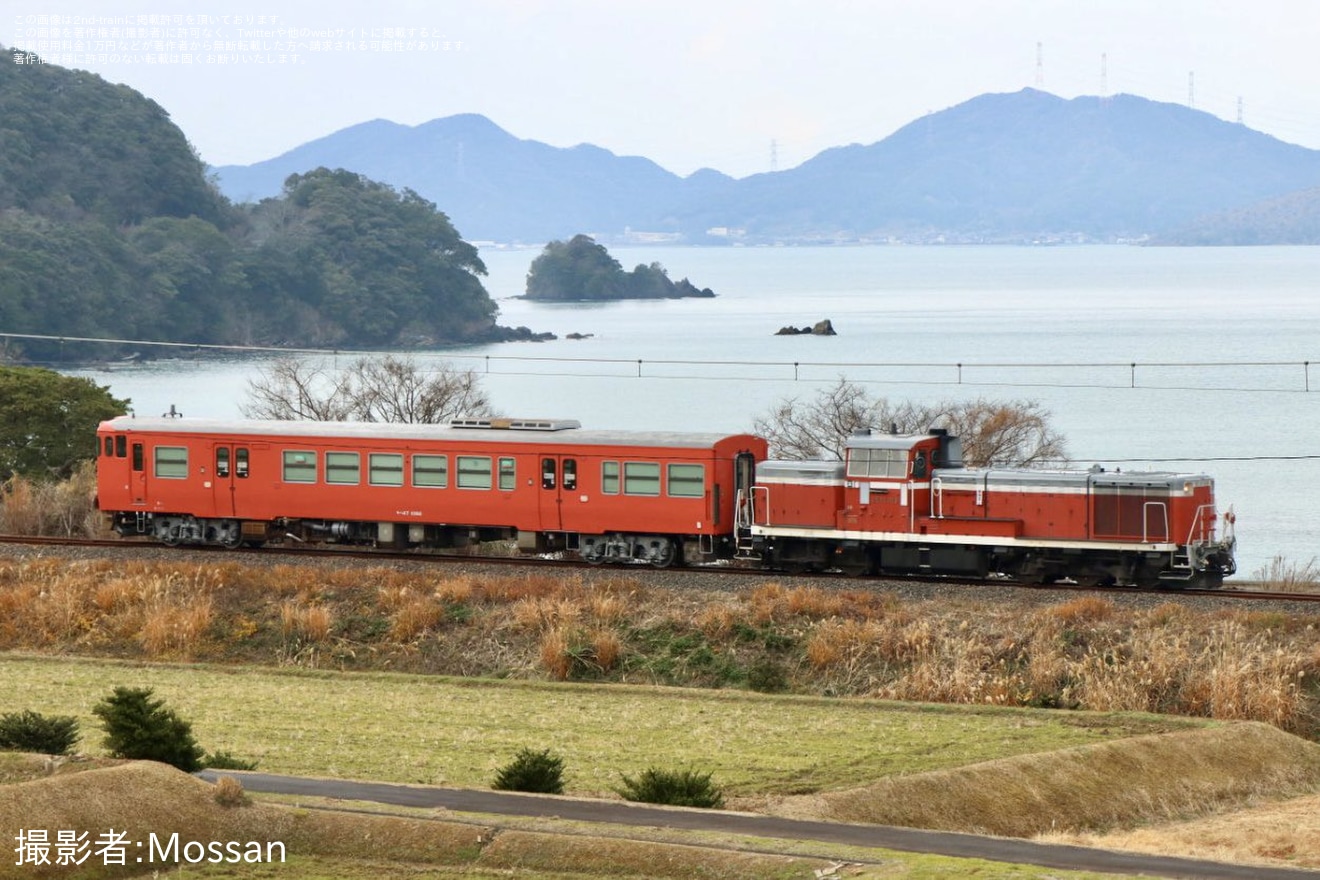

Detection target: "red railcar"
[96, 416, 765, 567]
[743, 429, 1236, 587]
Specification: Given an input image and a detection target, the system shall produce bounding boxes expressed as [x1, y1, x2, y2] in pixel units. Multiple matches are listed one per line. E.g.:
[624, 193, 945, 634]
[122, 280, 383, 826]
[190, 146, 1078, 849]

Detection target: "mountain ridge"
[212, 89, 1320, 245]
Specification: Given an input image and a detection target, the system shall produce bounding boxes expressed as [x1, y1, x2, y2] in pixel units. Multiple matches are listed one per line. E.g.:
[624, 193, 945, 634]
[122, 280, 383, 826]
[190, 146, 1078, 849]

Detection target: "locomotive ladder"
[733, 488, 761, 558]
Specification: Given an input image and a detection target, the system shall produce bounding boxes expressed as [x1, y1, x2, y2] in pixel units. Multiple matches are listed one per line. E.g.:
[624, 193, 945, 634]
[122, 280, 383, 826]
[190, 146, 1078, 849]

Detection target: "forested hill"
[0, 51, 511, 364]
[0, 50, 226, 227]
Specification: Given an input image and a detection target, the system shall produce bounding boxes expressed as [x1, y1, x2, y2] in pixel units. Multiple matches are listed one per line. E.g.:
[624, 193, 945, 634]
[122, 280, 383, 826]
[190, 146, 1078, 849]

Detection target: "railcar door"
[210, 444, 249, 516]
[538, 455, 577, 531]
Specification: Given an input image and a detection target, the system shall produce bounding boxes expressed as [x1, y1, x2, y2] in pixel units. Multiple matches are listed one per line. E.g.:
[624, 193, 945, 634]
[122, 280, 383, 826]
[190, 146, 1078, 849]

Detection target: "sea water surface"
[69, 245, 1320, 578]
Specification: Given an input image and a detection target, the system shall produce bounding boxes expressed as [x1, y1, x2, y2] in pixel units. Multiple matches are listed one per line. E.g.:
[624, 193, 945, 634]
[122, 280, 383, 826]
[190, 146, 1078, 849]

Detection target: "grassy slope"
[0, 655, 1195, 796]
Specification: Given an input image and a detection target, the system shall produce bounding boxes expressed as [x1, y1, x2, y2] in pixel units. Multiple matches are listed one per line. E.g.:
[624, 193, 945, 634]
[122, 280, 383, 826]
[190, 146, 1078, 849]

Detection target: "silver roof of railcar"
[99, 417, 755, 449]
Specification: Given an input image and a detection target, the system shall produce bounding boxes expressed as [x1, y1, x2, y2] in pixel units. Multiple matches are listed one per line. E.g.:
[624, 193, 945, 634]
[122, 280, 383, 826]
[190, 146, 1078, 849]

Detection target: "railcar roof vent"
[449, 418, 582, 431]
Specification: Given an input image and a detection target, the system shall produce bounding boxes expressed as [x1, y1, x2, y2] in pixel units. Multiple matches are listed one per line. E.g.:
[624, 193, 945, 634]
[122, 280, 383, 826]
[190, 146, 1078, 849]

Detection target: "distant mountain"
[1153, 185, 1320, 245]
[215, 115, 735, 243]
[213, 90, 1320, 244]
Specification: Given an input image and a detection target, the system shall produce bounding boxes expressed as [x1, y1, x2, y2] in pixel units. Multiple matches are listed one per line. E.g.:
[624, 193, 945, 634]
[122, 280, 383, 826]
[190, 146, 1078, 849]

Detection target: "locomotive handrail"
[1141, 501, 1169, 543]
[735, 487, 771, 529]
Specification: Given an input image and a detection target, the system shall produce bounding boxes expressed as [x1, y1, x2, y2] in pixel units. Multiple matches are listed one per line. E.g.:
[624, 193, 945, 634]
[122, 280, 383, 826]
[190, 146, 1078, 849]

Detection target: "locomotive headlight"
[1183, 481, 1193, 493]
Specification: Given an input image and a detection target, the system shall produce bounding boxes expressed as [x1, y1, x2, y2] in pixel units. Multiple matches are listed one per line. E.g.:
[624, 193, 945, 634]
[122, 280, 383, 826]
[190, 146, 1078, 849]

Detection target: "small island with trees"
[524, 234, 716, 301]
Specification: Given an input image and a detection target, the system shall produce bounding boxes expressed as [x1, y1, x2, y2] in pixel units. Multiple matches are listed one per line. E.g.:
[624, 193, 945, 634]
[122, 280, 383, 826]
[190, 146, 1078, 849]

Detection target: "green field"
[0, 653, 1198, 796]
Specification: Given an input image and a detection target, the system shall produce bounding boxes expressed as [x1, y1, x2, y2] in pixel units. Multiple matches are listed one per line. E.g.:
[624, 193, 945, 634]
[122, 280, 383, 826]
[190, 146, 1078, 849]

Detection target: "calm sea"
[69, 245, 1320, 579]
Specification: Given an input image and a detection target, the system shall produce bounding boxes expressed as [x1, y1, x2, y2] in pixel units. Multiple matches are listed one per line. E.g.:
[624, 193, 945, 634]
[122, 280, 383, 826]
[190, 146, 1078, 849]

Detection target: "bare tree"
[242, 355, 495, 423]
[753, 378, 1067, 467]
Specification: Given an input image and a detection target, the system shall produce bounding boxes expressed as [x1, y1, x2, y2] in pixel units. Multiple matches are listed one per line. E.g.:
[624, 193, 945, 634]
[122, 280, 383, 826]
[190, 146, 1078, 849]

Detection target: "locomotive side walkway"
[200, 770, 1319, 879]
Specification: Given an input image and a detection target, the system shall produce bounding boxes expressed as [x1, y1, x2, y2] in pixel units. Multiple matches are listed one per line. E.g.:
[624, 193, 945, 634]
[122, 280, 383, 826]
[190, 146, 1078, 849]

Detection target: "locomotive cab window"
[326, 452, 360, 485]
[667, 463, 705, 497]
[103, 437, 113, 457]
[847, 448, 907, 479]
[115, 435, 126, 458]
[282, 450, 317, 483]
[154, 446, 188, 479]
[370, 453, 404, 486]
[413, 454, 448, 488]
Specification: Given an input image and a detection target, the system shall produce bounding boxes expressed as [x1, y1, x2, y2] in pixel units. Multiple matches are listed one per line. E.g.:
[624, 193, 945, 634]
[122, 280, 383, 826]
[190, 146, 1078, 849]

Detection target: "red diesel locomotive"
[744, 428, 1236, 587]
[95, 416, 1236, 587]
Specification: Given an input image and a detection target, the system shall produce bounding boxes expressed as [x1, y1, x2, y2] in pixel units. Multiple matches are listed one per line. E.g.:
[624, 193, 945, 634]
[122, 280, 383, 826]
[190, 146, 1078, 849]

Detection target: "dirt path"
[200, 770, 1319, 879]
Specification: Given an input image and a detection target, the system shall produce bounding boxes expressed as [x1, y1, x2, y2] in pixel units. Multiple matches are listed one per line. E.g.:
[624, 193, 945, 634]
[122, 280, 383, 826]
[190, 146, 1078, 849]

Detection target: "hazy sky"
[6, 0, 1318, 178]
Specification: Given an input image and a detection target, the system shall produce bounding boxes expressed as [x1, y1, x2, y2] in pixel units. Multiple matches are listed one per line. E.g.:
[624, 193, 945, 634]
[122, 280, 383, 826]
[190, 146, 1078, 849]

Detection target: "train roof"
[98, 416, 759, 450]
[935, 467, 1214, 487]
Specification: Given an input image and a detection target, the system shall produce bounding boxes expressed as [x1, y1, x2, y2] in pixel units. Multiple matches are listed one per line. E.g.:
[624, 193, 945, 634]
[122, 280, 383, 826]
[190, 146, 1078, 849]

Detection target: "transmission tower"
[1237, 96, 1244, 125]
[1035, 42, 1044, 88]
[1100, 52, 1108, 97]
[1188, 71, 1195, 109]
[770, 139, 778, 173]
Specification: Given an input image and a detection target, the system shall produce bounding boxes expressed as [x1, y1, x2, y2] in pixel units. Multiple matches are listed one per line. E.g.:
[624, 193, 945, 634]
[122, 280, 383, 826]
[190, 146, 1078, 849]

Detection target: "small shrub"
[212, 775, 250, 807]
[0, 710, 80, 755]
[747, 660, 789, 693]
[205, 750, 259, 771]
[92, 686, 205, 772]
[492, 747, 565, 794]
[616, 767, 724, 809]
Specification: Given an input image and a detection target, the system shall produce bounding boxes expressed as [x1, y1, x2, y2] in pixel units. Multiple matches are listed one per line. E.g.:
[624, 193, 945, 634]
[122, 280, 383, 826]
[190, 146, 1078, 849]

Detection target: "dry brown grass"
[3, 554, 1320, 737]
[1044, 790, 1320, 870]
[0, 462, 102, 538]
[1254, 555, 1320, 592]
[772, 722, 1320, 838]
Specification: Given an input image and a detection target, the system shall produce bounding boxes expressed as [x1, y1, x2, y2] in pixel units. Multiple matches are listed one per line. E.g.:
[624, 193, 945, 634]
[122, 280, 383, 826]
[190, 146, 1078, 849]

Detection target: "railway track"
[3, 533, 1315, 605]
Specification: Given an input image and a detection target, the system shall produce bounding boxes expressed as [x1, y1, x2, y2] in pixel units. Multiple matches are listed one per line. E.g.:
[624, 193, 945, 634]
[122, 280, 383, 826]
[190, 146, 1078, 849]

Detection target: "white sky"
[6, 0, 1319, 178]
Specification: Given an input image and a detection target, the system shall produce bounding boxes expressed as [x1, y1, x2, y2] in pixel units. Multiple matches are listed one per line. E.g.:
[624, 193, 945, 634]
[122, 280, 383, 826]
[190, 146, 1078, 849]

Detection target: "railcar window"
[624, 462, 661, 496]
[282, 450, 317, 483]
[498, 457, 516, 491]
[115, 436, 126, 457]
[412, 454, 448, 488]
[602, 461, 619, 494]
[326, 452, 360, 485]
[370, 453, 405, 486]
[103, 438, 113, 457]
[236, 448, 249, 478]
[667, 463, 705, 497]
[216, 448, 230, 478]
[847, 448, 907, 479]
[563, 459, 577, 490]
[153, 446, 189, 479]
[132, 443, 143, 472]
[542, 458, 556, 490]
[457, 455, 492, 490]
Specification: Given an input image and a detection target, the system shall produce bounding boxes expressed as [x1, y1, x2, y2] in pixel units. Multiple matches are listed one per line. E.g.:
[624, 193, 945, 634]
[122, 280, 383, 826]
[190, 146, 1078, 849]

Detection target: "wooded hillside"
[0, 51, 508, 363]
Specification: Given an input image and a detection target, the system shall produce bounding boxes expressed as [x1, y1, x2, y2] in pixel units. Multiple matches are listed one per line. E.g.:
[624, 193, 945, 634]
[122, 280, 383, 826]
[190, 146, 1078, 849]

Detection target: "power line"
[8, 331, 1320, 395]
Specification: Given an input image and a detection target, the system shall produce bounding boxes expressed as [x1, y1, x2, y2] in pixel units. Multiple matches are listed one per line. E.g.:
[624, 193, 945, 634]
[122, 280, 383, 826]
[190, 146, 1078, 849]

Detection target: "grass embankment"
[5, 555, 1320, 873]
[1, 555, 1318, 737]
[0, 759, 1132, 880]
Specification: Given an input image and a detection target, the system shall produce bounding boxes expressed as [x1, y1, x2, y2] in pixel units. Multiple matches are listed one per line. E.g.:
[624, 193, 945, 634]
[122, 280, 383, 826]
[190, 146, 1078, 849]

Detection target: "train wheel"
[650, 539, 676, 569]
